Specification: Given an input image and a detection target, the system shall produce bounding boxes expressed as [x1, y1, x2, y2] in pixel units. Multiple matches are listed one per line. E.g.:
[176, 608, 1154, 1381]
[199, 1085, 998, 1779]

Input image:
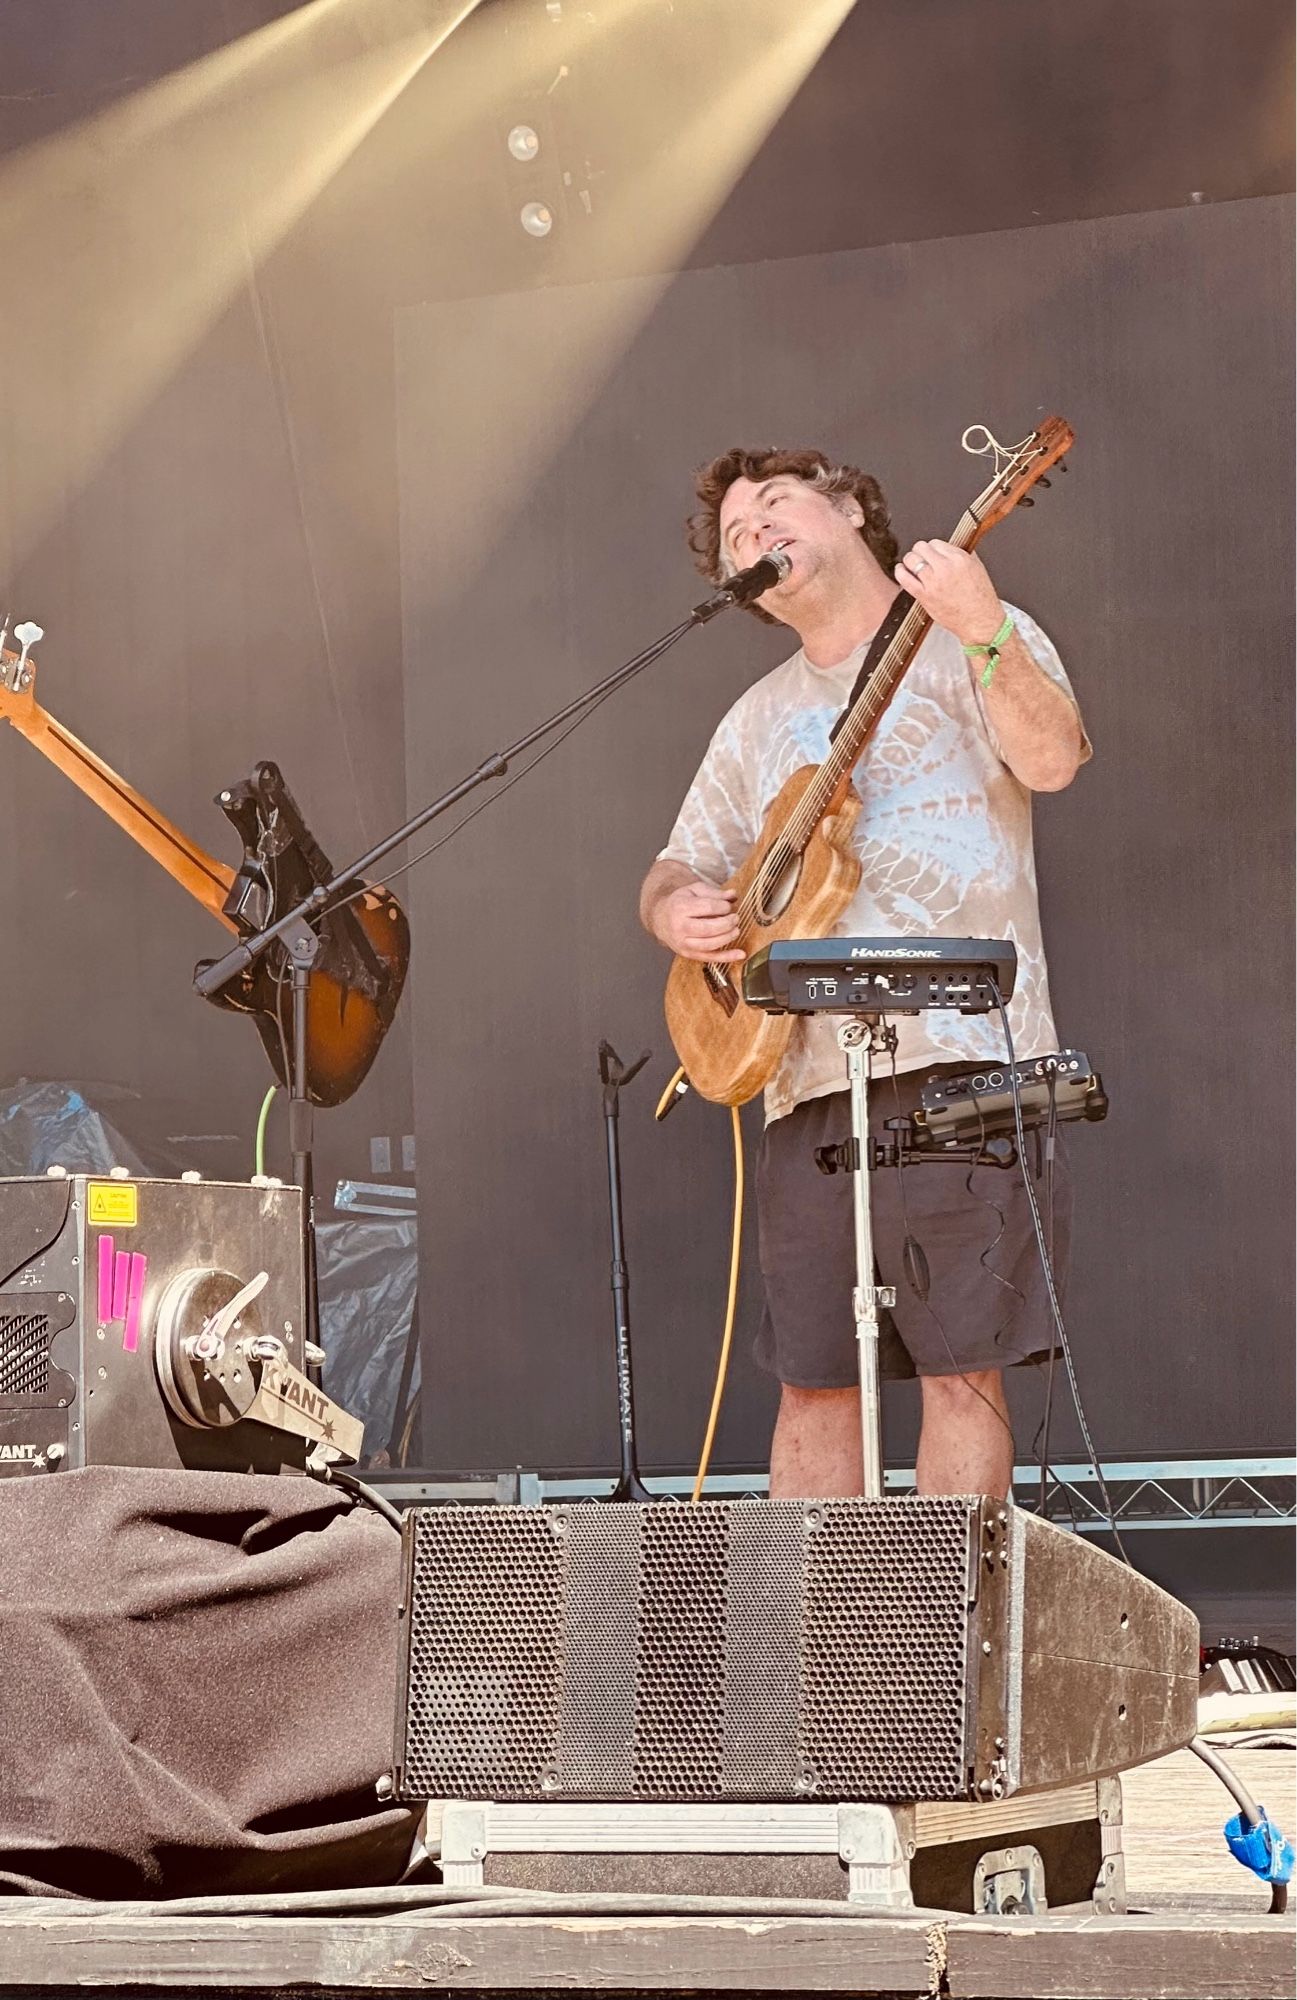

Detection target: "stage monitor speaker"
[0, 1173, 307, 1476]
[393, 1498, 1198, 1805]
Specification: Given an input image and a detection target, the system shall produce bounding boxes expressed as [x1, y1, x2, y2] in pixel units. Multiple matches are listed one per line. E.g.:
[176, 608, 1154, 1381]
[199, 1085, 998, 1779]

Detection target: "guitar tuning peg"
[1057, 459, 1069, 472]
[0, 613, 9, 653]
[1037, 477, 1052, 489]
[1017, 495, 1035, 507]
[13, 621, 42, 672]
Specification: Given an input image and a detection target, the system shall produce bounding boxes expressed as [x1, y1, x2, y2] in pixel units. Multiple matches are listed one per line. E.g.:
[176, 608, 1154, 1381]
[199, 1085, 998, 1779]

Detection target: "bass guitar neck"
[0, 651, 236, 926]
[0, 631, 409, 1108]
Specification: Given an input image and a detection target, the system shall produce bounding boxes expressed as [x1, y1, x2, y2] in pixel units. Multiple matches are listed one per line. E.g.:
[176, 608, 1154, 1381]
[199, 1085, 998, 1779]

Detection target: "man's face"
[717, 473, 862, 606]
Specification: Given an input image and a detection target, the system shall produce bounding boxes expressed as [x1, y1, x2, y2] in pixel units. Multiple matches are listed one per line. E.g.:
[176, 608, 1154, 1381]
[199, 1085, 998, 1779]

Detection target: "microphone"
[691, 546, 791, 624]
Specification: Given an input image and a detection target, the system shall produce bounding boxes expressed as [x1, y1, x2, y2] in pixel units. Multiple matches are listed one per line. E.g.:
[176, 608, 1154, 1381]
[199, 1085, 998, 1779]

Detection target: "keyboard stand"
[836, 1015, 898, 1499]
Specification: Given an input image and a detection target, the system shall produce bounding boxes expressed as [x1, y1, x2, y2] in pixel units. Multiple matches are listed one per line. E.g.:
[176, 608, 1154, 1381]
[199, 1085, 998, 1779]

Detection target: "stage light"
[507, 123, 541, 161]
[0, 0, 484, 571]
[419, 0, 859, 590]
[520, 200, 555, 237]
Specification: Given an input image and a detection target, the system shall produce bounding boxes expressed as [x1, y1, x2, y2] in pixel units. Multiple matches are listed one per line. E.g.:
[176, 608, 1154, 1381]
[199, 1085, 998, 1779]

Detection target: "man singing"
[639, 446, 1089, 1501]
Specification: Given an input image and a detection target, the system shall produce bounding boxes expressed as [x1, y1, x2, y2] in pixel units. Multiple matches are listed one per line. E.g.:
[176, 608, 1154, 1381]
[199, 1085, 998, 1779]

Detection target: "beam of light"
[409, 0, 858, 593]
[0, 0, 481, 575]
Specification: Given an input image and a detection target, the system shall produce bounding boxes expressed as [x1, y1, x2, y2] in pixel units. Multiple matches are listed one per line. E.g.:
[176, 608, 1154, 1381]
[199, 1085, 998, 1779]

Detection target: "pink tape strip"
[111, 1250, 129, 1320]
[97, 1234, 114, 1324]
[122, 1253, 147, 1355]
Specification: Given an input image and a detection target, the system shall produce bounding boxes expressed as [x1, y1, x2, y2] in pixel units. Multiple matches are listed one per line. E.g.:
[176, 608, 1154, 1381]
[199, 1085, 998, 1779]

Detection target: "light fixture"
[507, 123, 540, 162]
[520, 199, 554, 237]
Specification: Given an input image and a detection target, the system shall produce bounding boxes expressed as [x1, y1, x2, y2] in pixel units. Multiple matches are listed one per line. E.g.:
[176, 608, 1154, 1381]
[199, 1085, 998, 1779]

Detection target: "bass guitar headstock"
[0, 618, 43, 709]
[963, 417, 1074, 544]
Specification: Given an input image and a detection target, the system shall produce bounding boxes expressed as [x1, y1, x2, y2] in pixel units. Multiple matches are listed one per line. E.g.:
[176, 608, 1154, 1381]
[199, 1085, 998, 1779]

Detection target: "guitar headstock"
[965, 417, 1074, 543]
[0, 619, 43, 707]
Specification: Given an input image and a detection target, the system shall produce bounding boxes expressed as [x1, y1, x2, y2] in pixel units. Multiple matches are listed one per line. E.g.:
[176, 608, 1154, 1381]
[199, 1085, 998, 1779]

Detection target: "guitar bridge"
[704, 962, 739, 1017]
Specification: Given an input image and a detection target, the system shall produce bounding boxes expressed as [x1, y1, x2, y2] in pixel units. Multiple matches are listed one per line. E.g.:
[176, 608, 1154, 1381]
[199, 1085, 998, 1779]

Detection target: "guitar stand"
[598, 1040, 654, 1503]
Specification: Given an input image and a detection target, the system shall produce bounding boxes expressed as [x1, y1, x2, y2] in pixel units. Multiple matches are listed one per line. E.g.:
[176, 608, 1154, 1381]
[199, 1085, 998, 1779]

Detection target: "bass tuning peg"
[13, 621, 43, 671]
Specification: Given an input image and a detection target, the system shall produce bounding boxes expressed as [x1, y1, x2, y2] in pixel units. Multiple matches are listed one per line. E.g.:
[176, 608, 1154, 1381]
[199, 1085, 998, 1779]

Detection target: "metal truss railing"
[375, 1456, 1296, 1531]
[899, 1457, 1297, 1533]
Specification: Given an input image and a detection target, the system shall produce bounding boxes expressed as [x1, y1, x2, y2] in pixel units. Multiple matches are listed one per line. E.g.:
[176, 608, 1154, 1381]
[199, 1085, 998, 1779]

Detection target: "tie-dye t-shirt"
[658, 605, 1090, 1124]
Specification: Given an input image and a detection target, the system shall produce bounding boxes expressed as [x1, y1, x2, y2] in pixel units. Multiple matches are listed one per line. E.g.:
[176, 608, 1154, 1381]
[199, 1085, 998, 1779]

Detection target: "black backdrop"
[398, 194, 1295, 1474]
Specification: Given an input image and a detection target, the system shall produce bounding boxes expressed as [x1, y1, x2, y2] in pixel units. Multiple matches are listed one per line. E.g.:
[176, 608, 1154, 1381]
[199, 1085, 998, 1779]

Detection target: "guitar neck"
[797, 506, 980, 832]
[1, 689, 237, 928]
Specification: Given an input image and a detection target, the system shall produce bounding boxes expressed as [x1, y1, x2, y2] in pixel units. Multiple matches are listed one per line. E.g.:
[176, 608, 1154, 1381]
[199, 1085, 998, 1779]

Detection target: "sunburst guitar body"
[662, 414, 1077, 1107]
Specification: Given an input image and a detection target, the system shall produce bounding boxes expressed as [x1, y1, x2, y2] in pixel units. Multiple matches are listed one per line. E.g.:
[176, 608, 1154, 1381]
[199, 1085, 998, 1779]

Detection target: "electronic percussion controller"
[913, 1050, 1108, 1149]
[743, 937, 1017, 1016]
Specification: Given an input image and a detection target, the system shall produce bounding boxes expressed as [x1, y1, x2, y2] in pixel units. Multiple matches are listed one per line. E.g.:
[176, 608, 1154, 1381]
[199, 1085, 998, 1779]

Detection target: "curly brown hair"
[686, 446, 899, 625]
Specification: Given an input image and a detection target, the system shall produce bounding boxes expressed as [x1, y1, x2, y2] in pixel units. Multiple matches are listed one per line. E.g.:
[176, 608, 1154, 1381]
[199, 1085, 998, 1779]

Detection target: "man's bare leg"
[769, 1383, 863, 1498]
[915, 1369, 1013, 1497]
[770, 1372, 1014, 1500]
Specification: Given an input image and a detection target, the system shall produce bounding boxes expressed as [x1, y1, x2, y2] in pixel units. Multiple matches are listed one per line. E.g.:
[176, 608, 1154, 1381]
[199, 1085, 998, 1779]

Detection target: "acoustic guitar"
[663, 417, 1075, 1106]
[0, 631, 408, 1107]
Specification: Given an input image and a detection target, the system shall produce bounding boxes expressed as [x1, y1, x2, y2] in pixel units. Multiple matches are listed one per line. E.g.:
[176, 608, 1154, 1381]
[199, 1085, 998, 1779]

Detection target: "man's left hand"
[895, 540, 1004, 647]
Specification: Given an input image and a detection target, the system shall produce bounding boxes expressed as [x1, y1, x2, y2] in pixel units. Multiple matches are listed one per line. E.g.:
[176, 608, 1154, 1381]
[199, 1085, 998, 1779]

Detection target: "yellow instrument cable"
[655, 1065, 745, 1505]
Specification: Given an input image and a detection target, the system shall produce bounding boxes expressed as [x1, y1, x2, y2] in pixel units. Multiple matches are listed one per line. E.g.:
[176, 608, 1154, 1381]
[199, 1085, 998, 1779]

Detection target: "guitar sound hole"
[755, 844, 802, 926]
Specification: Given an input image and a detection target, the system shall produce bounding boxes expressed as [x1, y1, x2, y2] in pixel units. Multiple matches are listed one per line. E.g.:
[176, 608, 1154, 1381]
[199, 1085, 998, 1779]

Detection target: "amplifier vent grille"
[0, 1313, 52, 1398]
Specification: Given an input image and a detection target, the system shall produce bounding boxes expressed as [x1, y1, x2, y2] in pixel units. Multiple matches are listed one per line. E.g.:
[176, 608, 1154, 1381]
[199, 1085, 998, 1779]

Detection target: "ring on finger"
[911, 556, 929, 573]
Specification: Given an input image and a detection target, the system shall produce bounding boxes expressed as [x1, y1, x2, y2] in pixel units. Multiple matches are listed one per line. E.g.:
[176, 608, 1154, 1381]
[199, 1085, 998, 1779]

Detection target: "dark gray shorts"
[754, 1066, 1071, 1387]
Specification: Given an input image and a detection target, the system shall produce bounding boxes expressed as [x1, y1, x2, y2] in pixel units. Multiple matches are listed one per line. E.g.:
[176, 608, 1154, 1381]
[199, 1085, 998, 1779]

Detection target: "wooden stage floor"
[0, 1744, 1291, 1999]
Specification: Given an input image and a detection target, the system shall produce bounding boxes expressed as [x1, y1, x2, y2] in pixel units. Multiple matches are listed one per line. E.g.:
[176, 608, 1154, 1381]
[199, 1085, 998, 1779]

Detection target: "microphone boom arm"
[195, 576, 761, 1002]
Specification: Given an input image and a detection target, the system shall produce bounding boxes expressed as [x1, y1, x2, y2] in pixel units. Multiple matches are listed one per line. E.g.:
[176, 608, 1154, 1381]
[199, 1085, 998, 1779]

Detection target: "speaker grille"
[634, 1506, 728, 1794]
[801, 1497, 973, 1798]
[404, 1505, 564, 1797]
[0, 1312, 52, 1399]
[399, 1498, 985, 1803]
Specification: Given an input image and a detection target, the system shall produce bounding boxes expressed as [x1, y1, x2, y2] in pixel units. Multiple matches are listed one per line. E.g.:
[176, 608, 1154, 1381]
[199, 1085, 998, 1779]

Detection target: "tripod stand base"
[606, 1474, 655, 1504]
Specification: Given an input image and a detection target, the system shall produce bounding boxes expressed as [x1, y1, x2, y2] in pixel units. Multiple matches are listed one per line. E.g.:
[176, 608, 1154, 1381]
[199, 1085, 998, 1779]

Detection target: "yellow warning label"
[88, 1183, 138, 1227]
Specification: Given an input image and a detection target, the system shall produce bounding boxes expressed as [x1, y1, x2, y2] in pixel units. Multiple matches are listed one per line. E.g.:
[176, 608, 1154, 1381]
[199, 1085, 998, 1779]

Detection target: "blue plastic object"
[1225, 1809, 1296, 1885]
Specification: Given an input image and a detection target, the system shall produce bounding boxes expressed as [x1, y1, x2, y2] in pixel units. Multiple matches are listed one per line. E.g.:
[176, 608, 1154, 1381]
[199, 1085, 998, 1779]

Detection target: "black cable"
[957, 1096, 1080, 1527]
[966, 1089, 1028, 1328]
[259, 834, 294, 1116]
[271, 940, 293, 1112]
[989, 984, 1131, 1564]
[1190, 1736, 1289, 1915]
[310, 1462, 405, 1533]
[327, 641, 676, 915]
[1035, 1066, 1061, 1517]
[886, 1050, 1017, 1453]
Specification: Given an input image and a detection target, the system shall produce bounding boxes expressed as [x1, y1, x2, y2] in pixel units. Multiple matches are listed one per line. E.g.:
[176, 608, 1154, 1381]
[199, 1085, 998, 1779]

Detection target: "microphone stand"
[193, 566, 768, 1360]
[598, 1040, 653, 1503]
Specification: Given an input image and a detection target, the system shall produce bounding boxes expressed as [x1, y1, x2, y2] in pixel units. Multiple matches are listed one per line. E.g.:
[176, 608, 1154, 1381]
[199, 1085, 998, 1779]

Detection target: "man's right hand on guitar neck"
[639, 859, 745, 962]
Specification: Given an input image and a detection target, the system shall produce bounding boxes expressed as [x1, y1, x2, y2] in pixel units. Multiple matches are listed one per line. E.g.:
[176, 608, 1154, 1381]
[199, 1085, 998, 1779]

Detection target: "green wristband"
[961, 611, 1014, 690]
